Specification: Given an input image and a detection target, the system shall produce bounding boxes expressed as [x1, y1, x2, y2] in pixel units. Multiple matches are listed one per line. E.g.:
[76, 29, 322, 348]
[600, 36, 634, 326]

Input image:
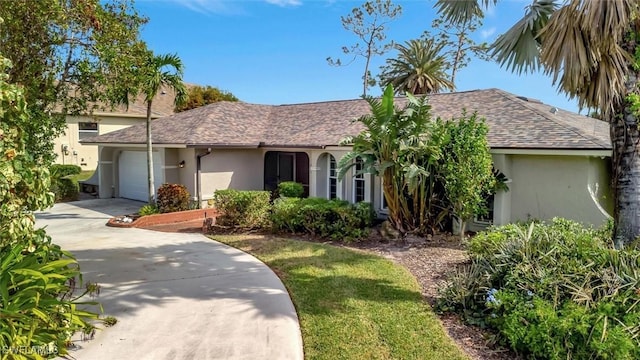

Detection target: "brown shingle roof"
[83, 88, 611, 150]
[92, 84, 178, 118]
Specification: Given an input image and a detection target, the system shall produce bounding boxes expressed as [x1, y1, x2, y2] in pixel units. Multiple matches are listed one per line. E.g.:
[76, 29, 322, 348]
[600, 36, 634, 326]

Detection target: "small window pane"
[355, 180, 365, 202]
[328, 155, 338, 199]
[329, 179, 337, 199]
[78, 122, 98, 131]
[353, 157, 365, 202]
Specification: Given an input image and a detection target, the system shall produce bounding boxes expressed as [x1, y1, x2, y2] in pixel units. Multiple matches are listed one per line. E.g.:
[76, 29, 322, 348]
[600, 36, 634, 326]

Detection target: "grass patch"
[67, 170, 94, 182]
[212, 234, 468, 360]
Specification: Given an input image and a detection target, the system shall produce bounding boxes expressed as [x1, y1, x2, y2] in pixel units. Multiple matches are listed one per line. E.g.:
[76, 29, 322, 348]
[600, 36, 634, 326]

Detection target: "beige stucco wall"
[54, 115, 145, 170]
[178, 148, 197, 197]
[500, 154, 612, 227]
[199, 149, 264, 202]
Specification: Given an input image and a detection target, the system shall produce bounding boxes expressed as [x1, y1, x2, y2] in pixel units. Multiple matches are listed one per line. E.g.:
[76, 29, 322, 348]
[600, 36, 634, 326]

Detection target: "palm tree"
[435, 0, 638, 248]
[338, 85, 438, 235]
[379, 38, 454, 95]
[140, 53, 187, 204]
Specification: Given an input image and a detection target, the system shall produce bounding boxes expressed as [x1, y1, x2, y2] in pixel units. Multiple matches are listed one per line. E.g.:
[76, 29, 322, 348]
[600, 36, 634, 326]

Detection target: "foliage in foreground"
[438, 218, 640, 359]
[213, 234, 468, 360]
[0, 56, 99, 358]
[0, 242, 101, 359]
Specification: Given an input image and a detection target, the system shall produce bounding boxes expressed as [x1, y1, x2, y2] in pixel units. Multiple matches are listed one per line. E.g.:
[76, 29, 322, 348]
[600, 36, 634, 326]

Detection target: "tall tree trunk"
[450, 32, 464, 87]
[363, 48, 372, 97]
[612, 33, 640, 249]
[146, 100, 155, 204]
[611, 96, 640, 248]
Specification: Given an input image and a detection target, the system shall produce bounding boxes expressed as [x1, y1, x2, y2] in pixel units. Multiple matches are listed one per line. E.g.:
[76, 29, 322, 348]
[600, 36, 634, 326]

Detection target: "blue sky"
[137, 0, 581, 112]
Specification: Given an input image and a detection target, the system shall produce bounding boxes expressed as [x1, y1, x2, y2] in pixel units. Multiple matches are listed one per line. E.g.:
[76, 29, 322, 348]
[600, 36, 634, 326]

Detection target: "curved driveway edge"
[36, 199, 304, 360]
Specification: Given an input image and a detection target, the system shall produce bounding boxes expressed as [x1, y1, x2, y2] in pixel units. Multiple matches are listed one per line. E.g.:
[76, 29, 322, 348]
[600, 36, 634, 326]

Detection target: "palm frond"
[380, 38, 453, 94]
[337, 151, 360, 180]
[433, 0, 493, 25]
[490, 0, 558, 74]
[143, 53, 185, 103]
[539, 0, 633, 115]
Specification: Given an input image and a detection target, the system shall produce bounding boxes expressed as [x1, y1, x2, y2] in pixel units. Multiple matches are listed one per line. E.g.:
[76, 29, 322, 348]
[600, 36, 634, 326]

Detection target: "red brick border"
[107, 209, 217, 228]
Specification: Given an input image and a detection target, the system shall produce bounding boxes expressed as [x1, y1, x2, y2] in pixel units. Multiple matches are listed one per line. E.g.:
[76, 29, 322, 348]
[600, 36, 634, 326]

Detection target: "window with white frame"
[353, 157, 365, 203]
[328, 155, 338, 199]
[78, 122, 98, 140]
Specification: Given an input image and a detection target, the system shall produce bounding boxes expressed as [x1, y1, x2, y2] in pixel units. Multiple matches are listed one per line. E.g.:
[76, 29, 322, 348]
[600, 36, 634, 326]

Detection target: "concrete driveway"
[35, 199, 303, 360]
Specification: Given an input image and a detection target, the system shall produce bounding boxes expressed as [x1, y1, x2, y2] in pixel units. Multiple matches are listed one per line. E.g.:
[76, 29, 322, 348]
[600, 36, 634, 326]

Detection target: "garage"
[118, 151, 164, 202]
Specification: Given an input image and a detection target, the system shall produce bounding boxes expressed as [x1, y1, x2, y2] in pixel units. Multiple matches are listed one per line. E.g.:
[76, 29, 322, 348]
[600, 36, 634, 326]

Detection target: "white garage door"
[119, 151, 163, 202]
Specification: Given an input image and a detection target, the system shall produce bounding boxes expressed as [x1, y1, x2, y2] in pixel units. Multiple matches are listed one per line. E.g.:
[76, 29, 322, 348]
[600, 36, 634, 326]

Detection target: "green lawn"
[68, 170, 94, 182]
[212, 234, 469, 360]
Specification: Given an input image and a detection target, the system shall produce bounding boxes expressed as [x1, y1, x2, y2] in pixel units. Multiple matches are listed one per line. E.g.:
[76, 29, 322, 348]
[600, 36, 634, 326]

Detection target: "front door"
[278, 153, 295, 183]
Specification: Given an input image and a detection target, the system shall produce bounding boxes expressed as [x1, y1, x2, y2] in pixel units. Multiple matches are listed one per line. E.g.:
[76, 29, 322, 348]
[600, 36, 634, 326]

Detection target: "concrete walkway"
[36, 199, 303, 360]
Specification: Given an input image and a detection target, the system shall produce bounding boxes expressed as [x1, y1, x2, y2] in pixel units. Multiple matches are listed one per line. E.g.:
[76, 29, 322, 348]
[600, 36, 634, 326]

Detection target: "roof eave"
[186, 143, 261, 149]
[490, 147, 612, 157]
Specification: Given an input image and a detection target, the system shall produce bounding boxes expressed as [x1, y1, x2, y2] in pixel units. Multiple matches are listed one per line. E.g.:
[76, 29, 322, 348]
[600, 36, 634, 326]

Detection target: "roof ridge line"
[491, 89, 608, 148]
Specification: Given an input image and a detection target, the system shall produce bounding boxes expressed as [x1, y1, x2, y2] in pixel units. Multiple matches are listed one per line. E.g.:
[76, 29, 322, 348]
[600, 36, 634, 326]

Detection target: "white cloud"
[481, 27, 496, 40]
[161, 0, 244, 15]
[265, 0, 302, 7]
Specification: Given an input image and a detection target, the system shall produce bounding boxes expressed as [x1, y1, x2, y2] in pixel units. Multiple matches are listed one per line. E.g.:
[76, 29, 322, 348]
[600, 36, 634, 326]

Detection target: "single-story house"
[82, 88, 613, 229]
[54, 87, 178, 170]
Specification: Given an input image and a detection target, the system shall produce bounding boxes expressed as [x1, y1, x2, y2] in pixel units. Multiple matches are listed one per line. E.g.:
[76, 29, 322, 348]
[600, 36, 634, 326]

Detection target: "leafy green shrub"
[0, 55, 98, 357]
[277, 181, 304, 198]
[156, 183, 190, 213]
[50, 164, 82, 178]
[0, 241, 100, 358]
[271, 198, 374, 242]
[50, 177, 79, 202]
[213, 189, 271, 229]
[353, 201, 376, 228]
[138, 204, 159, 216]
[438, 218, 640, 359]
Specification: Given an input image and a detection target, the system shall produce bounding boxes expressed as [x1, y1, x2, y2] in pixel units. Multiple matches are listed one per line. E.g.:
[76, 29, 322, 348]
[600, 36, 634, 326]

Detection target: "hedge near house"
[213, 189, 271, 229]
[271, 197, 375, 242]
[0, 56, 99, 358]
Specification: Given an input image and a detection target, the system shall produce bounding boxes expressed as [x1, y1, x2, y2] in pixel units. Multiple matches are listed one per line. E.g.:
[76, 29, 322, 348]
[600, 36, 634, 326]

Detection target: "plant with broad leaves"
[0, 55, 102, 358]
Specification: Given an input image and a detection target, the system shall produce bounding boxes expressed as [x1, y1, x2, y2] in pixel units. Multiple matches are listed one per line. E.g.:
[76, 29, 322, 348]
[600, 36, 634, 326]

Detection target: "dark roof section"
[93, 84, 179, 118]
[83, 88, 611, 150]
